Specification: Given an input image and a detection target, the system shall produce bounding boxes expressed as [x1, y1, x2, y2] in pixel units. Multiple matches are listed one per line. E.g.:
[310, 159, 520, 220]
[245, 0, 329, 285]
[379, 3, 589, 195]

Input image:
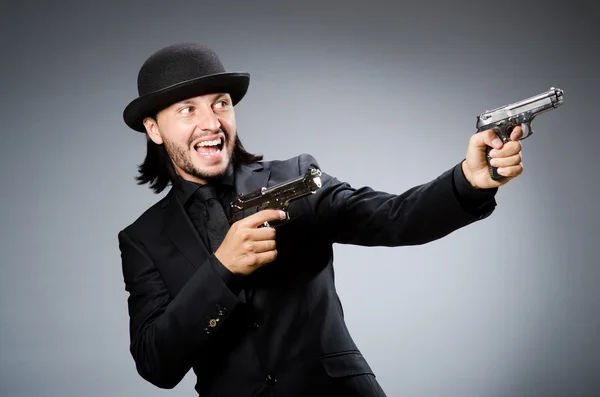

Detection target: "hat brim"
[123, 72, 250, 132]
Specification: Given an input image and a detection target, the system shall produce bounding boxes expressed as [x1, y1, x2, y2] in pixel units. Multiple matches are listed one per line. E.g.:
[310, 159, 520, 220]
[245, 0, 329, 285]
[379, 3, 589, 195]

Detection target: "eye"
[180, 106, 195, 114]
[213, 98, 231, 110]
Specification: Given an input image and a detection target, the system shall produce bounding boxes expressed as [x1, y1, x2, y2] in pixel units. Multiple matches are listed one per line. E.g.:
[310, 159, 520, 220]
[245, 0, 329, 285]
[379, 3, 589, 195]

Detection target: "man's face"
[143, 93, 237, 184]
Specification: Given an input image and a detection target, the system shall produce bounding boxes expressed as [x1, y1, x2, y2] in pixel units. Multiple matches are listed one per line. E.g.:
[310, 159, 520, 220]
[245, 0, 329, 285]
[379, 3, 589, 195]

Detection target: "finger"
[510, 126, 523, 141]
[489, 140, 522, 158]
[497, 163, 524, 178]
[247, 226, 277, 241]
[471, 128, 503, 150]
[252, 249, 278, 266]
[243, 209, 287, 228]
[489, 153, 522, 168]
[251, 239, 277, 254]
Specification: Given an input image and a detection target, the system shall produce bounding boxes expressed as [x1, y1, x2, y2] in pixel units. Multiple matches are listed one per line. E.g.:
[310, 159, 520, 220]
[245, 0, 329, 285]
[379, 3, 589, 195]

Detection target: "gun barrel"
[231, 168, 322, 213]
[478, 87, 563, 127]
[506, 87, 563, 111]
[262, 169, 321, 198]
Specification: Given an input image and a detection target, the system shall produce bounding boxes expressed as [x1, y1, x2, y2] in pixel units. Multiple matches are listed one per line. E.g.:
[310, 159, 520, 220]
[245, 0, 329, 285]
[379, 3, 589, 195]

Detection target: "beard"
[162, 130, 235, 183]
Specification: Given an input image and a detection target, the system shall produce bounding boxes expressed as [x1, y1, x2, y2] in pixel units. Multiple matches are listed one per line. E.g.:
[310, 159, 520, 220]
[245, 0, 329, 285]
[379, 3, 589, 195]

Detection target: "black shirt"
[173, 162, 236, 216]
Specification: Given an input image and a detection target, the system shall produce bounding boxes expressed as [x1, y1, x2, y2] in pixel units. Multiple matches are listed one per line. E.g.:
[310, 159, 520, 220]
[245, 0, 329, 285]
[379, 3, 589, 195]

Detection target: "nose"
[196, 105, 221, 132]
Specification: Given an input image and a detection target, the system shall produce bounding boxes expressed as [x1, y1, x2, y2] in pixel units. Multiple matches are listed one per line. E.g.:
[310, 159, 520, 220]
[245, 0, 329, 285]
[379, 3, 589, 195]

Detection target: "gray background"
[1, 0, 598, 396]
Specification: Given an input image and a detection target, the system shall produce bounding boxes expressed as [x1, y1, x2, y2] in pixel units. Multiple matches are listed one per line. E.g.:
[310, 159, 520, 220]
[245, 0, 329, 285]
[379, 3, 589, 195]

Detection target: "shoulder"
[118, 192, 172, 240]
[263, 153, 321, 173]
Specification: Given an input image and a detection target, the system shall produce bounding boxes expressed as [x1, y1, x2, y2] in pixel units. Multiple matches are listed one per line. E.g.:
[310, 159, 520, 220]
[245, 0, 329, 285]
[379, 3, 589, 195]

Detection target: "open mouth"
[194, 137, 224, 156]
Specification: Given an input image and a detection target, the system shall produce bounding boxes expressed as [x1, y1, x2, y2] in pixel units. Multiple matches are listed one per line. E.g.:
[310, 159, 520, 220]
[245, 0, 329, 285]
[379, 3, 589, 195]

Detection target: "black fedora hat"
[123, 43, 250, 132]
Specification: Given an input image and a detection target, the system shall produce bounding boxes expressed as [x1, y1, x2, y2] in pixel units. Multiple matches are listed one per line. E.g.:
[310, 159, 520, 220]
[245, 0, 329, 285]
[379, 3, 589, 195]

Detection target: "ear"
[143, 116, 163, 145]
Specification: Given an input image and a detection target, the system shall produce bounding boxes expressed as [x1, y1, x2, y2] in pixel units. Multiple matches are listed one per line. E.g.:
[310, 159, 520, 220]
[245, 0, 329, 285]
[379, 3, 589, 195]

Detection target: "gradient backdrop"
[2, 1, 598, 396]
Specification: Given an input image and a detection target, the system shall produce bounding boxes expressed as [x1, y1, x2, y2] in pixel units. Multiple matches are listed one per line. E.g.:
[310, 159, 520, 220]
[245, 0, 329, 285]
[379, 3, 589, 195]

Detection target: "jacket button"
[265, 374, 277, 385]
[208, 319, 217, 327]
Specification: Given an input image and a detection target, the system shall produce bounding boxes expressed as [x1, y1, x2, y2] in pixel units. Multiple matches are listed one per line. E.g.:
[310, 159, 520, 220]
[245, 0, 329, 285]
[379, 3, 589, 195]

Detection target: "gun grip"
[489, 122, 530, 180]
[486, 146, 506, 181]
[480, 125, 512, 181]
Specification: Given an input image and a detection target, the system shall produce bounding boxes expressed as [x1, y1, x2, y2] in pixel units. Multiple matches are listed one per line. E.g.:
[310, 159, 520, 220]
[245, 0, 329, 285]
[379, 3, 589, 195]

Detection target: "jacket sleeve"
[298, 153, 497, 246]
[118, 229, 243, 389]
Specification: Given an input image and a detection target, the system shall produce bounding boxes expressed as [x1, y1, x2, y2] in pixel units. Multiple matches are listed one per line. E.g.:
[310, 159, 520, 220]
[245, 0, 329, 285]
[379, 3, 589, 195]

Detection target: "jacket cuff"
[452, 162, 497, 215]
[209, 255, 244, 297]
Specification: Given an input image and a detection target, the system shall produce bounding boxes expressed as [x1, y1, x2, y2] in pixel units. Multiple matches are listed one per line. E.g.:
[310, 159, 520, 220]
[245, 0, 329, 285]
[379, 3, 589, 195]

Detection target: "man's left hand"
[462, 126, 524, 189]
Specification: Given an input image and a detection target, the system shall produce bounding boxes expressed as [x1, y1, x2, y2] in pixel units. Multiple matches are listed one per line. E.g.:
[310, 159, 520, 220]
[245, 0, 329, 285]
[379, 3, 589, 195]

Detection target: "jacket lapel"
[232, 161, 272, 219]
[163, 190, 209, 270]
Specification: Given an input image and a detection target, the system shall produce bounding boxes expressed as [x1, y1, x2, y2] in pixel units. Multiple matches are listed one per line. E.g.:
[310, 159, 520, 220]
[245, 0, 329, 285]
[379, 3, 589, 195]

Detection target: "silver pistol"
[229, 168, 323, 226]
[476, 87, 564, 180]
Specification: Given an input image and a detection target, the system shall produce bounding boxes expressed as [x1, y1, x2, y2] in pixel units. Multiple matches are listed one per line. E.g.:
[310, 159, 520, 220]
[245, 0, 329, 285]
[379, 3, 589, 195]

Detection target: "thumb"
[472, 128, 503, 150]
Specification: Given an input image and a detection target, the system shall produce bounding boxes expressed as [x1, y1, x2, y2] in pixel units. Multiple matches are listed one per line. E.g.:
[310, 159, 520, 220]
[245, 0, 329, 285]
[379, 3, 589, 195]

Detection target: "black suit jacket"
[118, 153, 496, 397]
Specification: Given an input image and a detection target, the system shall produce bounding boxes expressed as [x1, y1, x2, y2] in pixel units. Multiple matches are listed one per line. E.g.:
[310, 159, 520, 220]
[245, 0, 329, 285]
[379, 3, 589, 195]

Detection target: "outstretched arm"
[301, 127, 522, 246]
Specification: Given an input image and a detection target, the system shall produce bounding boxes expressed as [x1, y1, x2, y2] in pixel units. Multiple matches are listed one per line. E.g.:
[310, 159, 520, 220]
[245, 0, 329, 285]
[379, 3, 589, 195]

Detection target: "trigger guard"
[258, 221, 271, 228]
[520, 123, 533, 140]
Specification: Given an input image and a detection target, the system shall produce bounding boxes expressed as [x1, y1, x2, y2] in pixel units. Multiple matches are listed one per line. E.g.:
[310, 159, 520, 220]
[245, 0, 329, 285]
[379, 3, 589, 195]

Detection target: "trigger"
[520, 123, 533, 140]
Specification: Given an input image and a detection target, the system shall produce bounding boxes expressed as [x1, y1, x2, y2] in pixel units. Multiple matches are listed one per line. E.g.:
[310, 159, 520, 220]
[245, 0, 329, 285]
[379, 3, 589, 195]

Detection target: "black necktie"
[192, 185, 231, 253]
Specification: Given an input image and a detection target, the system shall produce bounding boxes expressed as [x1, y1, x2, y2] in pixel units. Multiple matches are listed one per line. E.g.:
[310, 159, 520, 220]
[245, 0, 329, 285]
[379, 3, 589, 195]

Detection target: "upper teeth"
[196, 138, 221, 147]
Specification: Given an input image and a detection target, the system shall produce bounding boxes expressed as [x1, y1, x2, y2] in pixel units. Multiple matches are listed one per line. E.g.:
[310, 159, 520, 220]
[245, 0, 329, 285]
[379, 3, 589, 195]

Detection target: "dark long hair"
[135, 134, 263, 194]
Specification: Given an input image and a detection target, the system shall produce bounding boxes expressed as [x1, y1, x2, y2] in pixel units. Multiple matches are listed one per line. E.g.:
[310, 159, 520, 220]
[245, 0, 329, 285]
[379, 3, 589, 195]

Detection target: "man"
[119, 43, 523, 397]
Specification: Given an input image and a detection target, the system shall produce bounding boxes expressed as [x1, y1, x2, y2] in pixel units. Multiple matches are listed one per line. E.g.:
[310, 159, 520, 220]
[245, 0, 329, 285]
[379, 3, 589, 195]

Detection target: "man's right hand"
[215, 209, 287, 276]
